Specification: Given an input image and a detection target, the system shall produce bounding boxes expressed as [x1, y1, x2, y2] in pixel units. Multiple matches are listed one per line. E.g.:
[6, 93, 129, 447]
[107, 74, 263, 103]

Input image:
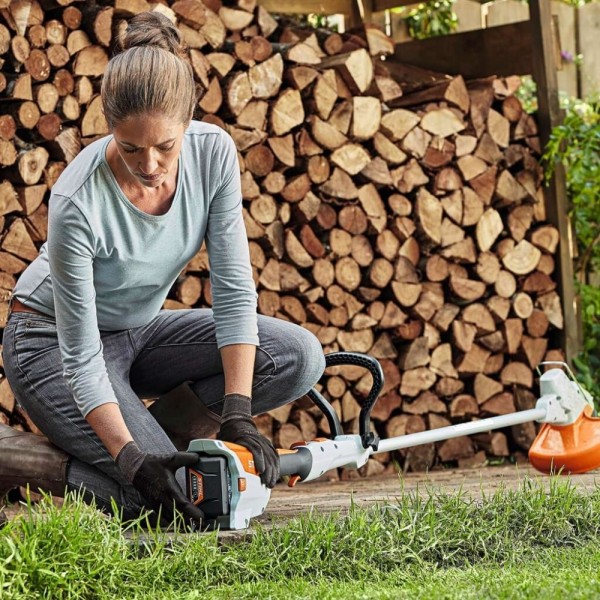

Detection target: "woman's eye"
[121, 144, 174, 154]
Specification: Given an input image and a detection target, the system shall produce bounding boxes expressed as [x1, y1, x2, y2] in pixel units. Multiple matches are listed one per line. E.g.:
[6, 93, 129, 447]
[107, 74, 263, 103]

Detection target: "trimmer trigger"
[288, 474, 301, 487]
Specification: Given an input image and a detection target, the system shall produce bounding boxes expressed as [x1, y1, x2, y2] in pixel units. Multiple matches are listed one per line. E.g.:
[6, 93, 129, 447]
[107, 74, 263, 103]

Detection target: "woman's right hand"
[115, 441, 204, 527]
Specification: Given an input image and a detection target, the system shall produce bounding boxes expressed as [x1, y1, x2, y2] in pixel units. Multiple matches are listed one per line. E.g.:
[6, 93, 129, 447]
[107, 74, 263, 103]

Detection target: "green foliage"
[557, 0, 597, 6]
[544, 96, 600, 398]
[573, 283, 600, 399]
[294, 13, 339, 32]
[515, 75, 538, 114]
[402, 0, 458, 40]
[2, 479, 600, 598]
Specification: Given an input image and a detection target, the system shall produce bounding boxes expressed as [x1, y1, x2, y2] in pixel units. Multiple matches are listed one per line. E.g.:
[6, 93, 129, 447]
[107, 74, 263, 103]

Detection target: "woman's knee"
[278, 324, 326, 397]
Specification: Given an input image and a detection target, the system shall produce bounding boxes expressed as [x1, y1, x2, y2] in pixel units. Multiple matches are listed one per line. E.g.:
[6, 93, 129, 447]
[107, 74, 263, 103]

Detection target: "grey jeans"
[2, 309, 325, 519]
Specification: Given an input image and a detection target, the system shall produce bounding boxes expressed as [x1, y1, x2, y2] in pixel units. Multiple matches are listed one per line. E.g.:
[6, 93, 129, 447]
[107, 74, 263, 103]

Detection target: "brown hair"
[101, 12, 196, 128]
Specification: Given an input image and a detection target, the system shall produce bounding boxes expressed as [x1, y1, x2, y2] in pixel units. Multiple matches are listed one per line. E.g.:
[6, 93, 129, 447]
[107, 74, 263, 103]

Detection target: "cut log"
[502, 240, 541, 275]
[537, 291, 564, 329]
[416, 188, 442, 245]
[449, 277, 486, 302]
[319, 168, 358, 200]
[526, 309, 549, 338]
[475, 208, 503, 252]
[400, 367, 436, 397]
[374, 131, 407, 165]
[72, 45, 108, 77]
[452, 320, 476, 353]
[351, 96, 381, 140]
[421, 108, 465, 138]
[494, 270, 517, 298]
[81, 95, 108, 137]
[507, 205, 534, 242]
[398, 336, 429, 370]
[438, 437, 474, 462]
[530, 225, 559, 254]
[474, 373, 504, 405]
[313, 70, 337, 120]
[500, 362, 533, 388]
[450, 394, 479, 418]
[512, 292, 534, 319]
[2, 218, 38, 261]
[310, 115, 347, 150]
[380, 109, 419, 141]
[521, 335, 548, 369]
[274, 422, 303, 449]
[457, 344, 491, 375]
[331, 143, 371, 176]
[319, 48, 373, 95]
[249, 52, 283, 99]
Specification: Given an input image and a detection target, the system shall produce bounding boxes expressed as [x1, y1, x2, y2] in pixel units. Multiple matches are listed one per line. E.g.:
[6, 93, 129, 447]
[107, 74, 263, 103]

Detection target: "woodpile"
[0, 0, 565, 477]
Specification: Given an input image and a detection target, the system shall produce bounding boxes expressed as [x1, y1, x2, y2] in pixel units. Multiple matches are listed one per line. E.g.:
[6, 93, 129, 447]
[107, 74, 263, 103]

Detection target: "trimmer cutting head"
[528, 363, 600, 474]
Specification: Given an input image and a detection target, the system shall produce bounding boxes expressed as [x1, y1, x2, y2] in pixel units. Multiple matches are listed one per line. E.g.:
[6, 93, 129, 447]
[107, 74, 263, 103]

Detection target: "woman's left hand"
[216, 393, 280, 488]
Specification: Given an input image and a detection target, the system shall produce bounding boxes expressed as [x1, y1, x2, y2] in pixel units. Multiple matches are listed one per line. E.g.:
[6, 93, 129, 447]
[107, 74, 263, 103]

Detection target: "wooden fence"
[379, 0, 599, 98]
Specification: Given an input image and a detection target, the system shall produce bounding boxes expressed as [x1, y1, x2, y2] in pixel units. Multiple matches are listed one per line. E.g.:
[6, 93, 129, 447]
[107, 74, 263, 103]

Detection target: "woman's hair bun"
[118, 12, 186, 58]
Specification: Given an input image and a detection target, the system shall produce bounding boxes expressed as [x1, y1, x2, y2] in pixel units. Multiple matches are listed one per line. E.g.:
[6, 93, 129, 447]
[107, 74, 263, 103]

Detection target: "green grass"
[1, 477, 600, 599]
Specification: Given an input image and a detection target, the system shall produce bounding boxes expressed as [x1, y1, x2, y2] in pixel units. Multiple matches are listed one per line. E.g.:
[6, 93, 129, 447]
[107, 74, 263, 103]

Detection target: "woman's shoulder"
[51, 136, 111, 199]
[185, 120, 234, 150]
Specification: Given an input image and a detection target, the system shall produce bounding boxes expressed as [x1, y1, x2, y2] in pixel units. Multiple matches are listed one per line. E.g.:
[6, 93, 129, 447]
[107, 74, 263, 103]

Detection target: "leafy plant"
[515, 75, 538, 114]
[544, 96, 600, 399]
[402, 0, 458, 40]
[294, 13, 339, 32]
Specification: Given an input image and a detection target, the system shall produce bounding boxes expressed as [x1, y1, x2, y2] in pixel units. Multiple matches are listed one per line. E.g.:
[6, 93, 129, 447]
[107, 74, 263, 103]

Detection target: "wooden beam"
[257, 0, 354, 15]
[390, 21, 533, 79]
[346, 0, 365, 28]
[374, 0, 423, 10]
[529, 0, 581, 363]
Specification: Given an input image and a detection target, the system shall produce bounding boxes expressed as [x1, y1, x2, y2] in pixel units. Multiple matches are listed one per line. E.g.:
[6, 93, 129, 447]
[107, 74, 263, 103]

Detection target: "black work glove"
[116, 441, 204, 528]
[217, 393, 280, 489]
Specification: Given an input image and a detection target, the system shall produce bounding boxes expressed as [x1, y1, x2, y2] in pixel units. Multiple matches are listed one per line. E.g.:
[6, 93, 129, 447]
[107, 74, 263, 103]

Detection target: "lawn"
[1, 476, 600, 599]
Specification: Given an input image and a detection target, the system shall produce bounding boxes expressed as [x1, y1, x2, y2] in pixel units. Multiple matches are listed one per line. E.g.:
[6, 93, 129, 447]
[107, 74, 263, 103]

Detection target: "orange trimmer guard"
[529, 406, 600, 474]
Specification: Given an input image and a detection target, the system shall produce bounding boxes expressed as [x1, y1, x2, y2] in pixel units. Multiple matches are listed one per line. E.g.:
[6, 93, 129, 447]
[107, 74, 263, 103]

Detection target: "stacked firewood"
[0, 0, 564, 475]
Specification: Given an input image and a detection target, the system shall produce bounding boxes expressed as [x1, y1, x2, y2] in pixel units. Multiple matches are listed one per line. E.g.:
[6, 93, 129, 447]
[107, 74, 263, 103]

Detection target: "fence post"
[529, 0, 581, 364]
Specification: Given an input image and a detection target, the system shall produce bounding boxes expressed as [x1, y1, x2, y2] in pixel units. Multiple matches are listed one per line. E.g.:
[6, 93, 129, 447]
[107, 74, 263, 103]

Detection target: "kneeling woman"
[0, 12, 325, 526]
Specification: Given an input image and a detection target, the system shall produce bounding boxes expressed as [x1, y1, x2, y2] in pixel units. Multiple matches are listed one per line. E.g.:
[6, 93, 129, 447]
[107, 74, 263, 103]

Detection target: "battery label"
[188, 469, 204, 505]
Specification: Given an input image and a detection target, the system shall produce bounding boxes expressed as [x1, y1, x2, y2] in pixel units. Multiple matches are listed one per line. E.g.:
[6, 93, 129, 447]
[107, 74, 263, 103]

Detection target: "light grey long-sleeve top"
[13, 121, 259, 417]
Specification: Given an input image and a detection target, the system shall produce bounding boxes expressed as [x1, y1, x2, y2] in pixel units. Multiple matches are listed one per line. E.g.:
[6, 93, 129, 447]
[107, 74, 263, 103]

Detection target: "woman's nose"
[138, 150, 158, 174]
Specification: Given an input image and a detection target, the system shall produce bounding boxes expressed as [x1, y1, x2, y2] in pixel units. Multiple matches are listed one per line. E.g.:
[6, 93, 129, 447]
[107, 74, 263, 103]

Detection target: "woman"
[0, 12, 325, 526]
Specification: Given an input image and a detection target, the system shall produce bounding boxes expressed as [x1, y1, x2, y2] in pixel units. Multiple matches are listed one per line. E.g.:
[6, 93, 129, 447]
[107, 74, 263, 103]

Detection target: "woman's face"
[111, 113, 188, 189]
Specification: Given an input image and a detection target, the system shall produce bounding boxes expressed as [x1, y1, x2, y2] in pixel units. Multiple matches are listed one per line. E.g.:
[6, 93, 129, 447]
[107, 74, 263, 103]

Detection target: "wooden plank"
[374, 0, 423, 9]
[485, 0, 529, 27]
[391, 21, 533, 78]
[529, 0, 581, 364]
[578, 2, 600, 97]
[552, 2, 577, 98]
[345, 0, 365, 29]
[454, 0, 483, 33]
[257, 0, 353, 15]
[358, 0, 373, 24]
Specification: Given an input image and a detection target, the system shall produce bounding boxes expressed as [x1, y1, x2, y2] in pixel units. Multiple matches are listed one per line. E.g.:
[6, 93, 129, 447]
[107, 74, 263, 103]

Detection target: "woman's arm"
[86, 403, 134, 458]
[220, 343, 256, 397]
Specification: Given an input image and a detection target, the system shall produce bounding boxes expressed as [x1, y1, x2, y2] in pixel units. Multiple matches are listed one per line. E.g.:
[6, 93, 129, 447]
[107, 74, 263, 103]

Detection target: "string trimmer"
[186, 352, 600, 530]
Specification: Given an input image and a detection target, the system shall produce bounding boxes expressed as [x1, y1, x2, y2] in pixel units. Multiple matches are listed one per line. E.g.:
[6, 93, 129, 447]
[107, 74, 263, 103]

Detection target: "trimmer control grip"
[278, 447, 313, 480]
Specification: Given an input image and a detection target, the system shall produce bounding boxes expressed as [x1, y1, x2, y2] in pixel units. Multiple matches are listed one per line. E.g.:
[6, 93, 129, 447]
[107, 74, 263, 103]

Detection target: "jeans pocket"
[12, 317, 60, 368]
